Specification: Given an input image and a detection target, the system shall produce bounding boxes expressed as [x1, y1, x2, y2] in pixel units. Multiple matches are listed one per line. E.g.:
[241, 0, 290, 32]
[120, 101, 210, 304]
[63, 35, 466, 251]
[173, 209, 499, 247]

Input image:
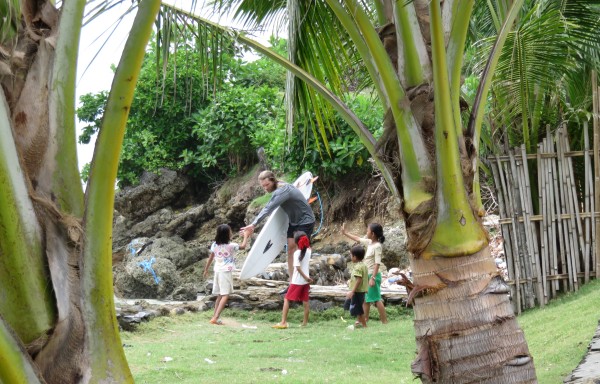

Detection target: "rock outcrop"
[112, 168, 411, 303]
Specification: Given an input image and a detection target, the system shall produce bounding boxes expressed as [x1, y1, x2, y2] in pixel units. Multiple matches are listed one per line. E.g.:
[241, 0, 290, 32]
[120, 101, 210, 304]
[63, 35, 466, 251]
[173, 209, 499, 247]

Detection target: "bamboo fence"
[489, 125, 598, 314]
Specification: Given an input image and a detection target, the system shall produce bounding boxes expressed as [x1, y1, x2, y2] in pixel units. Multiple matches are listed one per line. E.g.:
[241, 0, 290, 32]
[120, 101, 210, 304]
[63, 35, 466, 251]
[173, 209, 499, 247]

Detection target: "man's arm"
[241, 186, 290, 234]
[251, 187, 289, 226]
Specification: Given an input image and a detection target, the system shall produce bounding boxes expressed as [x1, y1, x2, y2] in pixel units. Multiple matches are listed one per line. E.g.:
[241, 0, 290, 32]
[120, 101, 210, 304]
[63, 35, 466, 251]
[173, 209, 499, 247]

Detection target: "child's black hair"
[369, 223, 385, 243]
[350, 245, 365, 261]
[294, 231, 311, 261]
[215, 224, 232, 245]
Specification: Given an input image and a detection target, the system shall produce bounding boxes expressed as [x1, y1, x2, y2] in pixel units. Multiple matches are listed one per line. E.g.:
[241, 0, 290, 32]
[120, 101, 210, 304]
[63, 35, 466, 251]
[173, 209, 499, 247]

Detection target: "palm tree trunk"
[410, 248, 536, 383]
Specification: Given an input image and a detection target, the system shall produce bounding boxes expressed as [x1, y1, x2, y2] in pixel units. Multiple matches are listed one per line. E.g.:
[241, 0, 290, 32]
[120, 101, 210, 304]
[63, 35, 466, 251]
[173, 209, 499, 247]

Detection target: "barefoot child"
[272, 231, 313, 329]
[344, 245, 368, 328]
[342, 222, 388, 324]
[204, 224, 250, 325]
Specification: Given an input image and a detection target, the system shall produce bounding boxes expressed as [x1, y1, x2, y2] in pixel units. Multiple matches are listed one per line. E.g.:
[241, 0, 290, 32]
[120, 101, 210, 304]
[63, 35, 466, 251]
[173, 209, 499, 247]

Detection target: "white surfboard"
[239, 172, 314, 280]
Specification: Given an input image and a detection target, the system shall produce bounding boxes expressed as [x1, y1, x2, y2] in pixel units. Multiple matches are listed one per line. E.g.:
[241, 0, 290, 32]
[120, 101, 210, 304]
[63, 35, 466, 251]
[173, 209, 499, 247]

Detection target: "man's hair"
[350, 245, 365, 260]
[258, 170, 277, 183]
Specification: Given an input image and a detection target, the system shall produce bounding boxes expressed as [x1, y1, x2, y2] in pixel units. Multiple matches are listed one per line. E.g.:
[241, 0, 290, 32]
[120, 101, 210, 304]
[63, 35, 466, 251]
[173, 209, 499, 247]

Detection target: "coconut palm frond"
[289, 1, 360, 147]
[209, 0, 287, 34]
[561, 0, 600, 69]
[480, 5, 573, 150]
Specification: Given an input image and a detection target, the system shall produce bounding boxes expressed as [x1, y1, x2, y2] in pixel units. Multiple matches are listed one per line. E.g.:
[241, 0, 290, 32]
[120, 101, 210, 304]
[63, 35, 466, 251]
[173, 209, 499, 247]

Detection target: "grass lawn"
[122, 279, 600, 383]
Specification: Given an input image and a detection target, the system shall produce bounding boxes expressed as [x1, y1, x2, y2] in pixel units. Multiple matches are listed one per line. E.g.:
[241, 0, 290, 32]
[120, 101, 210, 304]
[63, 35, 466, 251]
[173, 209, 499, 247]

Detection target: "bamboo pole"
[556, 128, 578, 291]
[522, 144, 544, 305]
[518, 145, 543, 307]
[491, 156, 517, 312]
[508, 150, 533, 309]
[586, 122, 597, 278]
[536, 143, 549, 304]
[584, 121, 592, 282]
[497, 154, 522, 313]
[592, 71, 600, 278]
[561, 127, 585, 289]
[548, 129, 568, 292]
[544, 137, 558, 297]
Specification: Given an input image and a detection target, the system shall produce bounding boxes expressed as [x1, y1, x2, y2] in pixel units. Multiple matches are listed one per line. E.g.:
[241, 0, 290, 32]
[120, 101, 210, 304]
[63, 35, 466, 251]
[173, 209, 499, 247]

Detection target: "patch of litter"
[161, 357, 173, 362]
[204, 358, 215, 364]
[287, 358, 305, 363]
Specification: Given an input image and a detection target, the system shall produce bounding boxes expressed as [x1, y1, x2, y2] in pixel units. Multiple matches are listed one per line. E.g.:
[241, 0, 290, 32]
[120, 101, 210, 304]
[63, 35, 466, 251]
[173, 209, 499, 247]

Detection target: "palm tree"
[8, 0, 593, 382]
[0, 0, 162, 382]
[185, 1, 534, 382]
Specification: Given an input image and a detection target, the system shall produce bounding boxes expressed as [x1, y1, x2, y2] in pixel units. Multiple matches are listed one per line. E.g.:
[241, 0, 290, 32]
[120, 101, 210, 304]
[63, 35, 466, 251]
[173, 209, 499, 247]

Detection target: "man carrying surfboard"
[241, 170, 315, 294]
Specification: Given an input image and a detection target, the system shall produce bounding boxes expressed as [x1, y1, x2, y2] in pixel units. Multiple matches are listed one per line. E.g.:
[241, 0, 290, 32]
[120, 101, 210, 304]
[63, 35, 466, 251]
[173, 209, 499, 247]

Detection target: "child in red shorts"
[272, 231, 313, 329]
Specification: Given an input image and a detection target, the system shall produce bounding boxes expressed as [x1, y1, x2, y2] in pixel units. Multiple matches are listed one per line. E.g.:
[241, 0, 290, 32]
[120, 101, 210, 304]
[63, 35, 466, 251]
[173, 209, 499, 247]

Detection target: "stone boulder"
[114, 169, 194, 221]
[114, 256, 179, 299]
[145, 236, 208, 270]
[382, 222, 409, 269]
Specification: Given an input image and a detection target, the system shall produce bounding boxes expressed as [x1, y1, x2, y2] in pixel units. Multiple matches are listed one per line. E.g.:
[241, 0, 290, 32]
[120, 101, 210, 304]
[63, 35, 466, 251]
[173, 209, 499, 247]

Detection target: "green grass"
[122, 280, 600, 383]
[122, 307, 415, 384]
[517, 278, 600, 383]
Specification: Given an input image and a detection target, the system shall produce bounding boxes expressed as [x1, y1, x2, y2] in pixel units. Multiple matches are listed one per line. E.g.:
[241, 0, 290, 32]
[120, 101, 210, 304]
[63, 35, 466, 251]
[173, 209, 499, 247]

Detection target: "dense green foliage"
[284, 95, 384, 177]
[184, 85, 283, 175]
[77, 34, 384, 186]
[77, 33, 243, 186]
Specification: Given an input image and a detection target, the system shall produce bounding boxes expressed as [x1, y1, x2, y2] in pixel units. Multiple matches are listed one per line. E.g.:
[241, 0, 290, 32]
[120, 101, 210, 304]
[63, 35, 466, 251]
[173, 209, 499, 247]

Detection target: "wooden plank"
[497, 211, 600, 224]
[506, 270, 591, 284]
[490, 150, 587, 161]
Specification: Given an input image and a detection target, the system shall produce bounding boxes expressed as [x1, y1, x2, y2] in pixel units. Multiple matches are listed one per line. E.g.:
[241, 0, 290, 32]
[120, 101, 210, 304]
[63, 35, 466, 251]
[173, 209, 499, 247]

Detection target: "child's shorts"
[212, 271, 234, 295]
[285, 283, 310, 302]
[344, 292, 365, 317]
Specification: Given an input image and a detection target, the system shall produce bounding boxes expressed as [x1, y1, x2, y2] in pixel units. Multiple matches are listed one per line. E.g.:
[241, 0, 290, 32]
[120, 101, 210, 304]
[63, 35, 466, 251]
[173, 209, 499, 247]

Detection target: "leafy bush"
[278, 94, 384, 179]
[77, 33, 384, 187]
[186, 85, 283, 176]
[77, 33, 242, 187]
